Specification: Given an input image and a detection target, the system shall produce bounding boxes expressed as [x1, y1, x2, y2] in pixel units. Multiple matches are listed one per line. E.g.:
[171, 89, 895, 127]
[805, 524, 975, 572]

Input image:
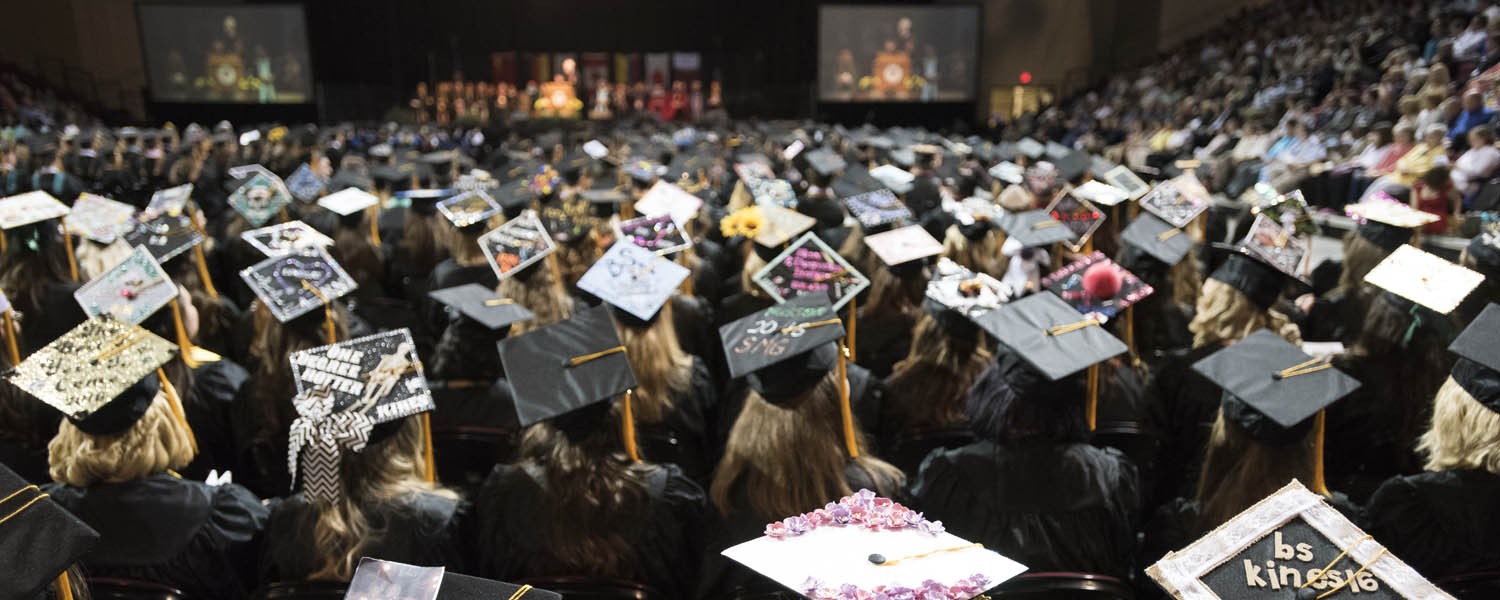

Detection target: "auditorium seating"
[990, 572, 1135, 600]
[87, 578, 185, 600]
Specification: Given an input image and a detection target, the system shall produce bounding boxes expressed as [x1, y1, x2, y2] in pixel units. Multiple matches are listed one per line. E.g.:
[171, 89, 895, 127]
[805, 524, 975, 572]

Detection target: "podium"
[872, 52, 912, 99]
[534, 81, 583, 119]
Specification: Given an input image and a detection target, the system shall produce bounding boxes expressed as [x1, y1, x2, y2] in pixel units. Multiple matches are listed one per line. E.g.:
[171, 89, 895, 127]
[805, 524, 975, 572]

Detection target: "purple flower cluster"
[763, 489, 945, 539]
[800, 574, 993, 600]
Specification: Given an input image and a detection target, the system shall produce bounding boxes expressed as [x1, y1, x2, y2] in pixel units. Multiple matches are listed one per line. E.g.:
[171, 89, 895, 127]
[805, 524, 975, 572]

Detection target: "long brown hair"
[0, 223, 72, 351]
[246, 301, 352, 446]
[401, 211, 451, 275]
[711, 375, 903, 522]
[498, 256, 574, 336]
[886, 314, 992, 429]
[332, 219, 386, 291]
[613, 303, 692, 423]
[1194, 409, 1318, 531]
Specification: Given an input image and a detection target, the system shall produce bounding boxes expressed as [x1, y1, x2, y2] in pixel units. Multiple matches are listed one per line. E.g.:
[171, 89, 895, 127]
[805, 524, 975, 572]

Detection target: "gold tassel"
[299, 281, 339, 345]
[367, 204, 382, 248]
[1311, 409, 1329, 496]
[157, 368, 198, 454]
[62, 230, 78, 281]
[188, 206, 219, 298]
[169, 299, 203, 369]
[847, 296, 857, 360]
[421, 412, 437, 483]
[621, 389, 641, 463]
[1086, 364, 1100, 431]
[55, 571, 73, 600]
[278, 208, 290, 223]
[1, 310, 19, 366]
[837, 343, 860, 458]
[1124, 305, 1136, 356]
[1, 229, 7, 253]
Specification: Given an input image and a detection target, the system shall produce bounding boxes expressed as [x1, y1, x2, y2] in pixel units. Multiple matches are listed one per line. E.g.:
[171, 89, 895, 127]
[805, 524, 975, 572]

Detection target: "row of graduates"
[2, 122, 1499, 600]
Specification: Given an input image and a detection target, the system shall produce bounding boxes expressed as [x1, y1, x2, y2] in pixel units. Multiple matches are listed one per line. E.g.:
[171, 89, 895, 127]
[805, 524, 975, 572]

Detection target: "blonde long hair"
[48, 394, 195, 487]
[498, 256, 574, 336]
[711, 375, 903, 522]
[613, 302, 693, 423]
[1188, 278, 1302, 348]
[1419, 377, 1500, 474]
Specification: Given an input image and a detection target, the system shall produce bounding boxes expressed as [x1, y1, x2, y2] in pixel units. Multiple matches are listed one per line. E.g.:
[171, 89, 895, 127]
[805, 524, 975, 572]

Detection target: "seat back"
[991, 572, 1135, 600]
[254, 580, 350, 600]
[1090, 422, 1159, 472]
[87, 578, 185, 600]
[430, 425, 517, 494]
[515, 576, 658, 600]
[888, 427, 975, 476]
[635, 426, 712, 483]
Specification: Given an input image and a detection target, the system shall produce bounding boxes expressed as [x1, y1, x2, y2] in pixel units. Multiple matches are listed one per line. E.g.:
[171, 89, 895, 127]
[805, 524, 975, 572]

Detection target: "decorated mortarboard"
[7, 316, 176, 435]
[869, 164, 915, 195]
[719, 293, 844, 380]
[396, 188, 458, 215]
[552, 151, 591, 174]
[286, 163, 327, 203]
[1071, 180, 1130, 207]
[750, 204, 818, 248]
[635, 180, 703, 226]
[428, 283, 535, 331]
[724, 488, 1027, 600]
[734, 160, 777, 184]
[0, 191, 69, 229]
[226, 164, 292, 227]
[1043, 191, 1106, 252]
[1206, 244, 1305, 309]
[623, 159, 663, 184]
[1192, 329, 1361, 444]
[753, 232, 870, 311]
[1121, 213, 1196, 266]
[988, 161, 1024, 185]
[494, 179, 538, 210]
[317, 187, 380, 216]
[865, 224, 943, 268]
[147, 183, 193, 214]
[1101, 165, 1150, 201]
[1041, 251, 1154, 321]
[64, 193, 136, 243]
[1449, 303, 1500, 414]
[0, 461, 100, 600]
[1044, 140, 1071, 160]
[437, 190, 502, 228]
[123, 207, 204, 262]
[926, 257, 1012, 322]
[617, 214, 692, 256]
[997, 209, 1075, 248]
[242, 220, 335, 258]
[841, 189, 913, 232]
[1344, 192, 1437, 251]
[975, 291, 1127, 381]
[750, 178, 798, 209]
[581, 184, 630, 205]
[783, 139, 807, 161]
[1016, 137, 1045, 159]
[73, 246, 177, 324]
[239, 246, 357, 323]
[328, 169, 374, 193]
[578, 241, 690, 321]
[1235, 212, 1316, 286]
[804, 147, 847, 177]
[287, 328, 432, 501]
[497, 305, 638, 427]
[1146, 480, 1454, 599]
[478, 210, 557, 279]
[583, 139, 611, 160]
[1363, 245, 1484, 315]
[344, 557, 565, 600]
[540, 201, 602, 245]
[1139, 180, 1209, 229]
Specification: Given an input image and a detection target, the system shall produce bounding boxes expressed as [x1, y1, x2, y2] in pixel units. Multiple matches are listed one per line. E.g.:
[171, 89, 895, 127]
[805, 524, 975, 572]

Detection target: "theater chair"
[430, 424, 517, 495]
[887, 427, 976, 476]
[990, 572, 1135, 599]
[254, 581, 349, 599]
[87, 578, 185, 600]
[1089, 422, 1159, 473]
[515, 576, 658, 600]
[1435, 570, 1500, 600]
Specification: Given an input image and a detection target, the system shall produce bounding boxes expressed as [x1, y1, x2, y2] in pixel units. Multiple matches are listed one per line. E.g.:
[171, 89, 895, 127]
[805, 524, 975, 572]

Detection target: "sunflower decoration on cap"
[720, 205, 765, 239]
[529, 165, 561, 196]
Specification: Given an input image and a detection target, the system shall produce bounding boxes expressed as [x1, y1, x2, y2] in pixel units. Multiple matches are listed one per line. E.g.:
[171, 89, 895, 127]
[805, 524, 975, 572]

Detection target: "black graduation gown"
[852, 311, 915, 380]
[45, 476, 267, 599]
[908, 440, 1141, 579]
[636, 358, 718, 485]
[1365, 470, 1500, 582]
[713, 362, 887, 455]
[0, 404, 60, 485]
[474, 462, 707, 600]
[29, 171, 85, 203]
[697, 463, 904, 600]
[715, 292, 773, 328]
[1143, 344, 1223, 509]
[19, 282, 86, 356]
[261, 491, 469, 583]
[179, 358, 250, 480]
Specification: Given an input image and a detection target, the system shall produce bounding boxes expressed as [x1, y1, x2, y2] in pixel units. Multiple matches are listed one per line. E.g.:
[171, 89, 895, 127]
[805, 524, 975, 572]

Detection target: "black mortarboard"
[396, 188, 455, 216]
[998, 209, 1075, 248]
[8, 316, 175, 435]
[804, 147, 847, 177]
[553, 151, 592, 176]
[494, 179, 537, 211]
[1192, 329, 1361, 444]
[1052, 150, 1090, 182]
[328, 169, 374, 193]
[975, 292, 1127, 381]
[1121, 213, 1195, 266]
[501, 159, 542, 183]
[496, 305, 638, 427]
[831, 166, 885, 198]
[1207, 245, 1304, 310]
[1450, 303, 1500, 413]
[428, 283, 536, 331]
[666, 151, 712, 182]
[438, 573, 563, 600]
[0, 463, 99, 600]
[720, 294, 845, 402]
[840, 189, 912, 233]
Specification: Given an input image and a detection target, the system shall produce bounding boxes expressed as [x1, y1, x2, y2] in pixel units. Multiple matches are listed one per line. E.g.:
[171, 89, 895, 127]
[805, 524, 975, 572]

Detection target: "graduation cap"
[478, 211, 557, 279]
[623, 159, 663, 184]
[1449, 303, 1500, 414]
[345, 557, 565, 600]
[1363, 245, 1485, 315]
[227, 166, 292, 226]
[242, 220, 335, 258]
[749, 178, 798, 208]
[831, 166, 886, 199]
[318, 187, 379, 217]
[1195, 328, 1362, 445]
[427, 283, 535, 331]
[581, 185, 630, 207]
[925, 257, 1012, 327]
[396, 188, 457, 216]
[1139, 180, 1209, 229]
[146, 184, 193, 214]
[64, 193, 135, 244]
[1041, 251, 1154, 321]
[539, 201, 601, 246]
[1146, 480, 1452, 600]
[975, 291, 1127, 382]
[287, 328, 433, 501]
[841, 189, 912, 233]
[988, 161, 1024, 185]
[372, 162, 419, 189]
[1070, 180, 1130, 207]
[73, 246, 177, 325]
[1052, 150, 1090, 182]
[753, 232, 870, 311]
[239, 246, 357, 323]
[494, 179, 538, 211]
[1016, 138, 1045, 159]
[501, 159, 543, 183]
[869, 165, 915, 195]
[1121, 214, 1194, 267]
[0, 462, 99, 600]
[578, 241, 690, 322]
[123, 208, 205, 263]
[583, 139, 611, 160]
[1043, 192, 1106, 253]
[437, 190, 502, 229]
[0, 190, 69, 230]
[719, 293, 844, 382]
[497, 305, 638, 427]
[804, 147, 847, 178]
[666, 151, 713, 182]
[1344, 193, 1437, 251]
[1100, 165, 1150, 201]
[635, 181, 703, 226]
[617, 214, 692, 256]
[722, 488, 1027, 600]
[748, 204, 817, 248]
[552, 150, 592, 176]
[7, 316, 177, 435]
[865, 224, 943, 271]
[285, 163, 327, 203]
[997, 209, 1075, 248]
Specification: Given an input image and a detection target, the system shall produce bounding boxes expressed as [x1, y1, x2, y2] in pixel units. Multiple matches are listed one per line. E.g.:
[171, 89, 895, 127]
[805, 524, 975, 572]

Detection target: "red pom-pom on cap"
[1081, 262, 1122, 300]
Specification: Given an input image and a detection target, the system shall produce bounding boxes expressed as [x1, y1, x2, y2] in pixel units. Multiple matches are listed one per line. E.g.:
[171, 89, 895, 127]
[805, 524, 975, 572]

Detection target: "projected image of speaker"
[818, 4, 979, 103]
[138, 4, 314, 104]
